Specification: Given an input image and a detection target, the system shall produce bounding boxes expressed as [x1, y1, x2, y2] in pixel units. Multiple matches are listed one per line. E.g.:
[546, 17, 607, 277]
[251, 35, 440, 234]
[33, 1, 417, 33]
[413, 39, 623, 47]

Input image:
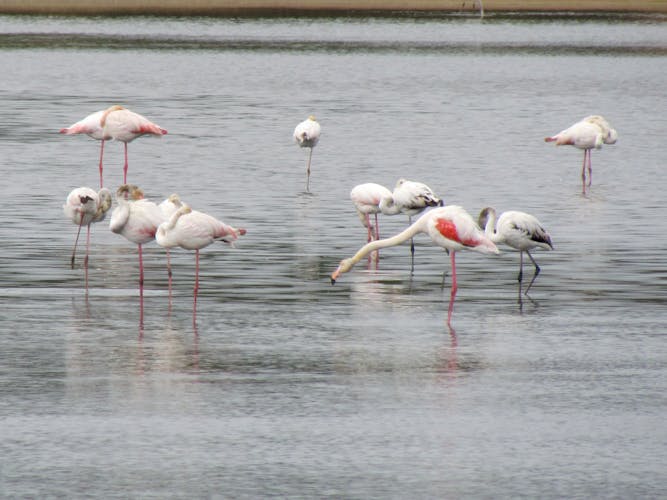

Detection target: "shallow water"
[1, 13, 667, 498]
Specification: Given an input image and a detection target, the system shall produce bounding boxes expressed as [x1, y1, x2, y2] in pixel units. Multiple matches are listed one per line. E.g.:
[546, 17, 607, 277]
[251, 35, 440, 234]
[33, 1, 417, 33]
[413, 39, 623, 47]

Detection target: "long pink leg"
[193, 249, 200, 311]
[366, 214, 372, 243]
[587, 149, 593, 187]
[71, 212, 85, 269]
[138, 243, 144, 299]
[123, 142, 129, 184]
[447, 251, 458, 326]
[98, 139, 105, 188]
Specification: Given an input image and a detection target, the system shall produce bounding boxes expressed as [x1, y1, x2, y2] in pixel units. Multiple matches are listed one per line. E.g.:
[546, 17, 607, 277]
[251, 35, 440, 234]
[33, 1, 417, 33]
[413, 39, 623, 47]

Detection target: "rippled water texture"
[1, 13, 666, 498]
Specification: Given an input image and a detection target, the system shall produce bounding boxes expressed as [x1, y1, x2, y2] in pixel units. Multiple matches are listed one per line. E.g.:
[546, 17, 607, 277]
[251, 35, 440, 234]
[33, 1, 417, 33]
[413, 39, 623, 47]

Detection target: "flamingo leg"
[138, 243, 144, 298]
[98, 139, 105, 189]
[366, 214, 372, 243]
[193, 249, 200, 310]
[374, 213, 380, 241]
[305, 148, 313, 192]
[123, 142, 129, 184]
[167, 248, 173, 308]
[581, 150, 588, 192]
[587, 150, 593, 187]
[517, 251, 524, 302]
[84, 224, 91, 292]
[447, 251, 458, 326]
[524, 250, 541, 295]
[71, 212, 85, 269]
[409, 215, 415, 274]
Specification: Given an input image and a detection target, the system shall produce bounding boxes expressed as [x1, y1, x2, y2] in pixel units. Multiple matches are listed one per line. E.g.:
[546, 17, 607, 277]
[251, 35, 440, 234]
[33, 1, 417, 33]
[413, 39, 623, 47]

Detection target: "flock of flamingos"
[61, 106, 617, 325]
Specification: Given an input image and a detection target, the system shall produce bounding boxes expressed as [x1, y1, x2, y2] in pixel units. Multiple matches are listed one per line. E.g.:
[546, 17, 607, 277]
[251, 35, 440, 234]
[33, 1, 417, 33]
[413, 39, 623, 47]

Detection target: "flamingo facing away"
[100, 105, 167, 185]
[155, 203, 246, 309]
[60, 110, 112, 188]
[350, 183, 401, 244]
[63, 187, 112, 289]
[293, 115, 321, 192]
[391, 178, 444, 272]
[478, 207, 553, 300]
[331, 205, 499, 326]
[109, 184, 166, 297]
[159, 193, 186, 298]
[545, 115, 617, 192]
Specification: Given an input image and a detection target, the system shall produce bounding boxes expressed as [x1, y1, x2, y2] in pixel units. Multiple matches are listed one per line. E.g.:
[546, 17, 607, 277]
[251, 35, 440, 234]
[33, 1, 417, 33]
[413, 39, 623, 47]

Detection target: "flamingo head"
[116, 184, 143, 201]
[308, 115, 317, 121]
[330, 258, 355, 285]
[167, 193, 181, 205]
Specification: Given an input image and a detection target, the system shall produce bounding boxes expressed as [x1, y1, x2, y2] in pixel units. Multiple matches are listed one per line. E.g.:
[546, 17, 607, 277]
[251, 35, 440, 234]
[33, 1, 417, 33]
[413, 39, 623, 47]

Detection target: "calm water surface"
[1, 13, 666, 498]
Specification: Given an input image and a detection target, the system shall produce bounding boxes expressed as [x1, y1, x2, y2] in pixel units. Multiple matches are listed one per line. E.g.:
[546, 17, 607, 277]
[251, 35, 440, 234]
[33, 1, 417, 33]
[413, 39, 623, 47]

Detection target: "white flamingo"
[63, 187, 112, 289]
[350, 183, 400, 243]
[101, 105, 167, 185]
[545, 115, 617, 192]
[478, 207, 553, 299]
[391, 178, 444, 272]
[331, 205, 499, 326]
[109, 184, 166, 297]
[293, 115, 321, 192]
[60, 110, 111, 188]
[156, 203, 246, 309]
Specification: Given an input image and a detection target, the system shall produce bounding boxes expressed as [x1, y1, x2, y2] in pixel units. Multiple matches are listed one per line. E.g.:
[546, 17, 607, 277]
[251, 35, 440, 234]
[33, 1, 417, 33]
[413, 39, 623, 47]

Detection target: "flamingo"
[331, 205, 499, 326]
[155, 203, 246, 309]
[159, 193, 186, 298]
[63, 187, 112, 289]
[478, 207, 553, 300]
[545, 115, 617, 192]
[100, 105, 167, 184]
[60, 110, 111, 188]
[350, 183, 400, 243]
[293, 115, 321, 192]
[109, 184, 166, 297]
[391, 178, 444, 272]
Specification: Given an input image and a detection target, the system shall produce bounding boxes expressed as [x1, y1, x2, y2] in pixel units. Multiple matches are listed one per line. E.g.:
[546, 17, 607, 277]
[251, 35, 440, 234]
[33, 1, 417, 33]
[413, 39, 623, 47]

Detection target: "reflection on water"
[1, 12, 667, 499]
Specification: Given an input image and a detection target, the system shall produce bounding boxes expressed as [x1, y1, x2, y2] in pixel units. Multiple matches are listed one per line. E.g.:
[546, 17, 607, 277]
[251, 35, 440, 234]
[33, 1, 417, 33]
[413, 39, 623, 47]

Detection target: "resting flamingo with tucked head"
[478, 207, 553, 301]
[293, 115, 321, 192]
[101, 105, 167, 185]
[109, 184, 166, 298]
[331, 205, 499, 326]
[545, 115, 617, 193]
[63, 186, 112, 289]
[156, 203, 246, 309]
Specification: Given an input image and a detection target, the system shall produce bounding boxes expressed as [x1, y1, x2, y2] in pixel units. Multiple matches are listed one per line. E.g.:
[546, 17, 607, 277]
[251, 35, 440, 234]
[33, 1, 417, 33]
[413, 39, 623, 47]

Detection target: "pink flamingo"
[100, 105, 167, 184]
[158, 193, 186, 299]
[156, 203, 246, 309]
[293, 115, 321, 192]
[331, 205, 499, 326]
[478, 207, 553, 301]
[109, 184, 166, 298]
[63, 187, 112, 289]
[350, 182, 400, 243]
[60, 110, 111, 188]
[545, 115, 617, 192]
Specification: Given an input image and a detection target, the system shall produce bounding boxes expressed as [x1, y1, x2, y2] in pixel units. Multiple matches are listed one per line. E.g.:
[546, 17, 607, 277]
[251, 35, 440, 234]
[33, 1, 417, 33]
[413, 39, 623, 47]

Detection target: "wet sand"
[1, 0, 666, 15]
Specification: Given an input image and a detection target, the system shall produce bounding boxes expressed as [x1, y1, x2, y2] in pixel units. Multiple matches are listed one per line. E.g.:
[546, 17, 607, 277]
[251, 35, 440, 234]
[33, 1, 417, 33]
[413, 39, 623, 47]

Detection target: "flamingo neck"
[482, 209, 502, 243]
[378, 194, 401, 215]
[347, 218, 426, 267]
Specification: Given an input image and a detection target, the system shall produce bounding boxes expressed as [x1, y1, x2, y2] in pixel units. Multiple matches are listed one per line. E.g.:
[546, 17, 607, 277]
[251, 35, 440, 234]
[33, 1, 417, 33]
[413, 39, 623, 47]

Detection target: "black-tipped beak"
[330, 278, 336, 285]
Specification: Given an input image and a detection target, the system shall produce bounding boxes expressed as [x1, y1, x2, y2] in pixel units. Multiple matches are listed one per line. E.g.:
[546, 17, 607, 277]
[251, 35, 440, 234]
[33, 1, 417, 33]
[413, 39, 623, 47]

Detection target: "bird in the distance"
[156, 203, 246, 310]
[293, 115, 321, 192]
[63, 186, 112, 289]
[331, 205, 499, 326]
[391, 178, 444, 272]
[478, 207, 553, 301]
[545, 115, 617, 193]
[109, 184, 166, 298]
[60, 109, 112, 188]
[101, 105, 167, 185]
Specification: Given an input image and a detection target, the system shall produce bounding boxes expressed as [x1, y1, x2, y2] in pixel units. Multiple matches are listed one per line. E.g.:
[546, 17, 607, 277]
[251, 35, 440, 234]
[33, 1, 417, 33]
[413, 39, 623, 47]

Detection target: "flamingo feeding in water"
[60, 109, 111, 188]
[331, 205, 499, 326]
[350, 183, 400, 243]
[100, 105, 167, 185]
[293, 116, 321, 192]
[545, 115, 617, 192]
[478, 207, 553, 301]
[63, 186, 112, 289]
[109, 184, 166, 297]
[391, 178, 444, 272]
[156, 203, 246, 309]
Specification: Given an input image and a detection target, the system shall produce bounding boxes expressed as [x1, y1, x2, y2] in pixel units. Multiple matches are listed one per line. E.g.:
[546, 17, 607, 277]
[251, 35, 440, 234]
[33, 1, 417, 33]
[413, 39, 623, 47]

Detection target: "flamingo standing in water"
[60, 110, 111, 188]
[293, 116, 321, 192]
[350, 182, 400, 243]
[159, 193, 186, 298]
[156, 203, 246, 309]
[63, 186, 112, 289]
[101, 105, 167, 185]
[109, 184, 166, 297]
[545, 115, 617, 192]
[331, 205, 499, 326]
[391, 178, 444, 272]
[478, 207, 553, 301]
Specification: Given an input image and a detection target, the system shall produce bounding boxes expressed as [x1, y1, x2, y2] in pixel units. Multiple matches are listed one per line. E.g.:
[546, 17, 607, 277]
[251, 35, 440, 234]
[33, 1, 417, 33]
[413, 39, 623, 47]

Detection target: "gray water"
[1, 13, 667, 498]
